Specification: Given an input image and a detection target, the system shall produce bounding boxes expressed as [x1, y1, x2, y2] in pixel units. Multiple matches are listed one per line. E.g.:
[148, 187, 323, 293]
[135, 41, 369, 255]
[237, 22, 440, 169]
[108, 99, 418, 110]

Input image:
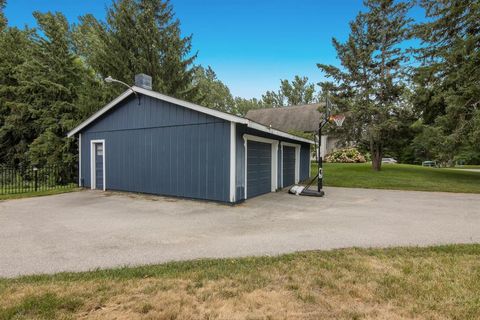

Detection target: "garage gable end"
[79, 93, 231, 202]
[81, 94, 224, 134]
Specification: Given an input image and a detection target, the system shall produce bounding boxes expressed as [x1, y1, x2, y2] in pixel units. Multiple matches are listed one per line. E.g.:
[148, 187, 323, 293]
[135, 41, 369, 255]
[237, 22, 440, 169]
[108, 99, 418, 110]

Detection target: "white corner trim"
[78, 133, 82, 187]
[272, 142, 279, 191]
[90, 139, 106, 191]
[67, 86, 313, 145]
[229, 122, 236, 203]
[280, 144, 283, 188]
[280, 141, 301, 185]
[243, 134, 279, 199]
[243, 136, 248, 199]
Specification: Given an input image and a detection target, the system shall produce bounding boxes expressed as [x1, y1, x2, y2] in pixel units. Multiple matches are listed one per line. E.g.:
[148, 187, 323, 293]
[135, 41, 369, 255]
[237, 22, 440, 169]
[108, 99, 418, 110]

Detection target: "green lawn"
[1, 245, 478, 319]
[451, 165, 480, 170]
[0, 186, 79, 201]
[310, 162, 480, 193]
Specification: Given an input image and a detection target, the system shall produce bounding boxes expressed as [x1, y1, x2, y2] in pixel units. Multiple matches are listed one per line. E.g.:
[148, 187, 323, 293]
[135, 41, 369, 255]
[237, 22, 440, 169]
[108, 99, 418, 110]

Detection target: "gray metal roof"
[246, 103, 324, 133]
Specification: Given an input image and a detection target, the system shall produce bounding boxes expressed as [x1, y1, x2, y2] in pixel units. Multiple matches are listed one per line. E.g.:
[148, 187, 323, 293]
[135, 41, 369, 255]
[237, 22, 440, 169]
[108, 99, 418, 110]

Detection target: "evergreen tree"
[74, 0, 196, 100]
[4, 12, 84, 170]
[412, 0, 480, 165]
[0, 26, 34, 165]
[0, 0, 6, 31]
[318, 0, 413, 171]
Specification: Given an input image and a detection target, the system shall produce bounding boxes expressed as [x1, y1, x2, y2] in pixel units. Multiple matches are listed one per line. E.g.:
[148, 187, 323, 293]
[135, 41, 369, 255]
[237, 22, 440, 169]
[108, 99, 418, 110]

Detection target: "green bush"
[325, 148, 366, 163]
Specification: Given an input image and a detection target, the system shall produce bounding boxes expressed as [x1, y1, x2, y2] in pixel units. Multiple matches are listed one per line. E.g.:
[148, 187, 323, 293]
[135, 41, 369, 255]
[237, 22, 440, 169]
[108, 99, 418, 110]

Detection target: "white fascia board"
[246, 121, 314, 145]
[67, 89, 134, 137]
[133, 86, 249, 125]
[67, 85, 314, 146]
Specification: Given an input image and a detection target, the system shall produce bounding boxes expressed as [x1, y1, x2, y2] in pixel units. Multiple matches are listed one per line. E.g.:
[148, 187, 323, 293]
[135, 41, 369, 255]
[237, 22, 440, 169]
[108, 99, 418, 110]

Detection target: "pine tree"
[0, 0, 6, 31]
[74, 0, 196, 100]
[0, 26, 34, 165]
[412, 0, 480, 165]
[9, 12, 84, 170]
[318, 0, 413, 171]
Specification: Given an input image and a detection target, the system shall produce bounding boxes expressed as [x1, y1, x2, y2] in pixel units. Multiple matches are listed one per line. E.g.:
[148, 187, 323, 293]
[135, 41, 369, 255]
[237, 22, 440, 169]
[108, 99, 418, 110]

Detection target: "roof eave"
[67, 89, 134, 137]
[67, 86, 313, 144]
[246, 121, 314, 144]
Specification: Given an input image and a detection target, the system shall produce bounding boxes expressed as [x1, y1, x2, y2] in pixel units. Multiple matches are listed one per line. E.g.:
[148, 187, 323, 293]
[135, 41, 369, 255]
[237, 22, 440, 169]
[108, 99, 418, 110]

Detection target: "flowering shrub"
[325, 148, 366, 163]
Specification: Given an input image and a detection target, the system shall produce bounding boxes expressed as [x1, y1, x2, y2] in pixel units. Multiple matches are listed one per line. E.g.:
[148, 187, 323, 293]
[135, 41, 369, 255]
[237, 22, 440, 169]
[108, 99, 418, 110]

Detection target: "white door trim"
[243, 134, 278, 199]
[90, 139, 106, 191]
[280, 141, 301, 186]
[229, 122, 236, 203]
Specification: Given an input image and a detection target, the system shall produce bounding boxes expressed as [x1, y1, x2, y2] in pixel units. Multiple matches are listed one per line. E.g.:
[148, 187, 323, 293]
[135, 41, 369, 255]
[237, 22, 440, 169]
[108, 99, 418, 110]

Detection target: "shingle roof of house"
[246, 103, 324, 133]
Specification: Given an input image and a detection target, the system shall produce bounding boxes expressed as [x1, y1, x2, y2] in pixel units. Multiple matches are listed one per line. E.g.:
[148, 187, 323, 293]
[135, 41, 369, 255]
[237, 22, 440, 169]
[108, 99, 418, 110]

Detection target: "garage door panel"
[247, 141, 272, 198]
[282, 146, 296, 187]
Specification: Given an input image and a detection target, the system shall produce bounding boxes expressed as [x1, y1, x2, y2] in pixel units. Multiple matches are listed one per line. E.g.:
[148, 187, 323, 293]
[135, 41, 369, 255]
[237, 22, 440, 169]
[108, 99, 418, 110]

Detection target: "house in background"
[67, 75, 313, 203]
[246, 104, 340, 159]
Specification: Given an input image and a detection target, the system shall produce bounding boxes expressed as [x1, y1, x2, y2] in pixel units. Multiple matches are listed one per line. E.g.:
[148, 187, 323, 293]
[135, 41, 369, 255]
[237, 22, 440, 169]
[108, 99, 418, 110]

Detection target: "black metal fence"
[0, 165, 77, 195]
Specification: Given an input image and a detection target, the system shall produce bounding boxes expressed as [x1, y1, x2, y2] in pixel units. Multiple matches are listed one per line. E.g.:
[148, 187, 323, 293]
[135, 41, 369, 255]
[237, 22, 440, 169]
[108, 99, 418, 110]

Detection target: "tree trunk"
[370, 140, 382, 171]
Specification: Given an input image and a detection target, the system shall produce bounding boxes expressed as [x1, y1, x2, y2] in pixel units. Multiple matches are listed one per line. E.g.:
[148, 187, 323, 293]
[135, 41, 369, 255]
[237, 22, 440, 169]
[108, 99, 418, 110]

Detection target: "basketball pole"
[292, 94, 342, 197]
[318, 119, 323, 192]
[317, 94, 332, 194]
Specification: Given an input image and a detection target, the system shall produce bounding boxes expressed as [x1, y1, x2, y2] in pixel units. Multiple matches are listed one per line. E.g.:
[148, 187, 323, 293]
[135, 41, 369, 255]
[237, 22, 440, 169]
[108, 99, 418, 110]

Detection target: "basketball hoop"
[329, 114, 345, 127]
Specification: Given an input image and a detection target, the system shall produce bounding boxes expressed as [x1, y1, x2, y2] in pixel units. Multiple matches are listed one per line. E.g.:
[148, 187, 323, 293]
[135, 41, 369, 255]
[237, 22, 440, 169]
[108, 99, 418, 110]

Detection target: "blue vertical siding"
[80, 94, 230, 202]
[300, 144, 311, 181]
[235, 124, 311, 201]
[77, 93, 311, 203]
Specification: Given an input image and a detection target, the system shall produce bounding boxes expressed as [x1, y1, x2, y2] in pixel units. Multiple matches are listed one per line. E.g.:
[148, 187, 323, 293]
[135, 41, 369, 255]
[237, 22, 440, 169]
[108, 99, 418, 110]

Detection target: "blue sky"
[4, 0, 420, 98]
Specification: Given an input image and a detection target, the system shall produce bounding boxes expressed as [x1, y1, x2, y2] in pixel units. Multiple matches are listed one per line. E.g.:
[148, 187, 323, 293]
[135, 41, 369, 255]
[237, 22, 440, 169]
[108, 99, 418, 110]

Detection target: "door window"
[96, 144, 103, 156]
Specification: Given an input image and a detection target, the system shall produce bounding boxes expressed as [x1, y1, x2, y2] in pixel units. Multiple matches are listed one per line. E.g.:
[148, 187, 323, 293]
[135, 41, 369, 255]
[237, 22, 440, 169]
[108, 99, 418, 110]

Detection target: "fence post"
[33, 167, 38, 191]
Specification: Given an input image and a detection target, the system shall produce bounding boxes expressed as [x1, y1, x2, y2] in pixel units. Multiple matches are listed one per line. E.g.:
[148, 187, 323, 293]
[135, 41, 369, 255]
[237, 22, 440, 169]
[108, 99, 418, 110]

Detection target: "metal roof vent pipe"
[135, 74, 152, 90]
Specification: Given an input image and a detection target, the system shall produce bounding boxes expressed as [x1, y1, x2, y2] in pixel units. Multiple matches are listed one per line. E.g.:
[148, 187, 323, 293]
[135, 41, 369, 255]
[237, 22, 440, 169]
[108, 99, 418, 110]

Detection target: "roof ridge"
[67, 86, 314, 144]
[247, 103, 324, 113]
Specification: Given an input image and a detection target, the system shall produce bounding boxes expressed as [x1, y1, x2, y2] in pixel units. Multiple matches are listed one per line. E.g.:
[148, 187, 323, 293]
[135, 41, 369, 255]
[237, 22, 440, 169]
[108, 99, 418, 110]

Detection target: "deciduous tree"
[262, 75, 318, 107]
[191, 66, 235, 113]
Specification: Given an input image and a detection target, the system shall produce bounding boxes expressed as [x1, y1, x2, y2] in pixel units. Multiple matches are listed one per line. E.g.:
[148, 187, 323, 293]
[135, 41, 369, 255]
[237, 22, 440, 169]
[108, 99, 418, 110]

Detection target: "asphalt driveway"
[1, 188, 479, 278]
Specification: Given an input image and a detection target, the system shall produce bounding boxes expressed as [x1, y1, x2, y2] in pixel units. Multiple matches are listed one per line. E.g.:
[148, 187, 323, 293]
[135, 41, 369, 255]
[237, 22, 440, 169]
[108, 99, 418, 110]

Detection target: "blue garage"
[68, 77, 313, 203]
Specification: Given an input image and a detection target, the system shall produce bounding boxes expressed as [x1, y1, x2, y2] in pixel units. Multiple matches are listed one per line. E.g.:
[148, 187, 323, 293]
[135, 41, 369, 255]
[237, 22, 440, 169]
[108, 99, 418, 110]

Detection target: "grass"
[451, 165, 480, 170]
[0, 244, 479, 319]
[0, 186, 79, 201]
[311, 162, 480, 193]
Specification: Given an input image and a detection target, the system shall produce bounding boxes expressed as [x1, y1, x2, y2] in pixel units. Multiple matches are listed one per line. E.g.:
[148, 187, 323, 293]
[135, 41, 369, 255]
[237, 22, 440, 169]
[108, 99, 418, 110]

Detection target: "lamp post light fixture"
[104, 76, 140, 104]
